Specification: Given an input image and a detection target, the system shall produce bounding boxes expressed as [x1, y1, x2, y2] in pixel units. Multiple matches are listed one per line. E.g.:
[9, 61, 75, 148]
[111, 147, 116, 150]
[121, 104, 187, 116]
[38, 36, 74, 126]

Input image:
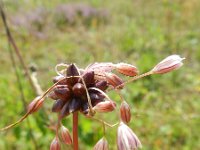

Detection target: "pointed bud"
[117, 122, 142, 150]
[105, 73, 124, 89]
[59, 126, 72, 145]
[115, 63, 138, 76]
[120, 101, 131, 124]
[93, 137, 109, 150]
[151, 55, 185, 74]
[50, 137, 60, 150]
[93, 100, 116, 113]
[66, 63, 79, 85]
[27, 96, 44, 114]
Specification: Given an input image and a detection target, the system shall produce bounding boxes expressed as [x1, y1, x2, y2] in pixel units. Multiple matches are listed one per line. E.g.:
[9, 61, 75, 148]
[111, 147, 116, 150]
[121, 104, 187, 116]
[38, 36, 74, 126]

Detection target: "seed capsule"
[95, 81, 108, 91]
[115, 63, 138, 76]
[81, 71, 95, 86]
[68, 98, 82, 113]
[120, 101, 131, 124]
[54, 85, 71, 101]
[72, 83, 85, 96]
[66, 64, 79, 85]
[52, 99, 66, 112]
[60, 101, 70, 118]
[105, 73, 124, 89]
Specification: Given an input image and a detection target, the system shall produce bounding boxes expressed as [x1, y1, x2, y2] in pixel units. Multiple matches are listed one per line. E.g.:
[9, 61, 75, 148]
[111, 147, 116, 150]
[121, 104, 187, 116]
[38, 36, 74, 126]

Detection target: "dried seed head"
[50, 137, 60, 150]
[93, 100, 116, 113]
[116, 63, 139, 76]
[105, 73, 124, 89]
[120, 101, 131, 124]
[27, 96, 44, 114]
[117, 122, 142, 150]
[72, 83, 86, 96]
[52, 99, 66, 112]
[59, 125, 72, 145]
[151, 55, 185, 74]
[93, 137, 109, 150]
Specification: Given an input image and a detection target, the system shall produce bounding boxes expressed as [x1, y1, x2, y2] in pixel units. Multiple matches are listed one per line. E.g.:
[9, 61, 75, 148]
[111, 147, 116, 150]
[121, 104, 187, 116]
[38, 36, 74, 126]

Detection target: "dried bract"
[59, 125, 72, 145]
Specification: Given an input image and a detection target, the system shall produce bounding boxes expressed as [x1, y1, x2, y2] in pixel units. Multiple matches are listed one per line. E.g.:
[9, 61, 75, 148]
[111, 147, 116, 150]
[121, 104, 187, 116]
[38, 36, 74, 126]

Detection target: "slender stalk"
[73, 112, 79, 150]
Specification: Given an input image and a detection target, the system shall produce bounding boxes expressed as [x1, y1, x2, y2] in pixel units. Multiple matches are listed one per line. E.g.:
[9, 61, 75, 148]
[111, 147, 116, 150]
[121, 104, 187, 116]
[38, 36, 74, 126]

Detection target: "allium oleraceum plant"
[0, 54, 185, 150]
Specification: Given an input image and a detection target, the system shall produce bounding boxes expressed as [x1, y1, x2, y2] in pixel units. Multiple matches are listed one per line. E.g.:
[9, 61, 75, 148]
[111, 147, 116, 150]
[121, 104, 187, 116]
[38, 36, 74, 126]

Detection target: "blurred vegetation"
[0, 0, 200, 149]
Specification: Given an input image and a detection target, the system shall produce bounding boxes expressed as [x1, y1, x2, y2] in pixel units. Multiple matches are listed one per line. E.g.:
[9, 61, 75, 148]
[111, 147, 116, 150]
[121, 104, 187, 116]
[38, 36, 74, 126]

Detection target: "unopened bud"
[120, 101, 131, 124]
[93, 100, 116, 113]
[50, 137, 60, 150]
[151, 55, 185, 74]
[27, 96, 44, 114]
[93, 137, 109, 150]
[59, 126, 72, 145]
[105, 73, 124, 89]
[116, 63, 138, 76]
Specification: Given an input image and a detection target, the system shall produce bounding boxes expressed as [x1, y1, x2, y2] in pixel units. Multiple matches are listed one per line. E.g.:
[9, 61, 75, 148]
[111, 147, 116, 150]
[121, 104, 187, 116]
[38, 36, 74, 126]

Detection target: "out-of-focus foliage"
[0, 0, 200, 149]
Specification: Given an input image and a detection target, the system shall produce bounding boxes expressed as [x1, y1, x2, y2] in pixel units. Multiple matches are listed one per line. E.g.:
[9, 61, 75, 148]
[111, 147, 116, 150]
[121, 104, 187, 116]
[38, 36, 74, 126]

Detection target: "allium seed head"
[151, 55, 185, 74]
[93, 137, 109, 150]
[120, 101, 131, 124]
[117, 122, 142, 150]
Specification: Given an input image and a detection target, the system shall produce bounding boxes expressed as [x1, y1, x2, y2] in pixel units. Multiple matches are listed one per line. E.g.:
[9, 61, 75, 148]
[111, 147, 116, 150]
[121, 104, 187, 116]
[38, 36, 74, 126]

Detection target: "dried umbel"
[0, 55, 184, 150]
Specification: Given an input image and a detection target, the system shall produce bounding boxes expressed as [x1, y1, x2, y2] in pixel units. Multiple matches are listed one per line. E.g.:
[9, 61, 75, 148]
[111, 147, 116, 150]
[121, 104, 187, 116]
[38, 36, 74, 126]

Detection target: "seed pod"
[52, 99, 66, 112]
[72, 83, 86, 96]
[54, 85, 71, 101]
[81, 71, 95, 86]
[95, 81, 108, 91]
[68, 98, 82, 113]
[60, 101, 70, 118]
[120, 101, 131, 124]
[93, 100, 116, 113]
[59, 125, 72, 145]
[81, 102, 89, 115]
[27, 96, 44, 114]
[93, 137, 109, 150]
[105, 73, 124, 89]
[48, 91, 58, 100]
[115, 63, 139, 76]
[50, 137, 60, 150]
[52, 75, 66, 84]
[66, 63, 79, 85]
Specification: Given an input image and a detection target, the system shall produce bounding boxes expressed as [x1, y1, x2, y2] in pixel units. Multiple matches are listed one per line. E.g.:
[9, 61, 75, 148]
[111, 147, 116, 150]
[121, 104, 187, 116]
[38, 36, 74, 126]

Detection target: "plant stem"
[73, 111, 79, 150]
